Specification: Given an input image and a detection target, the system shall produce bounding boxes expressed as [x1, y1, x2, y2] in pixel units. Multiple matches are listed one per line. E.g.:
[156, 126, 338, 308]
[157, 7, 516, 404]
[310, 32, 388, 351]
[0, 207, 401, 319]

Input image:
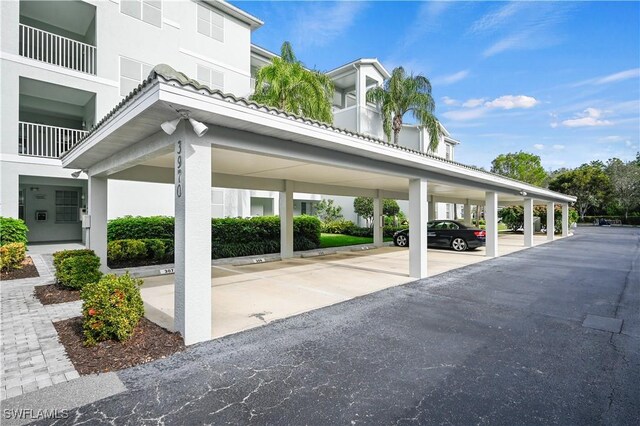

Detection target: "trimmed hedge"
[81, 273, 144, 346]
[0, 217, 28, 245]
[107, 216, 174, 241]
[107, 215, 322, 261]
[58, 255, 103, 290]
[107, 238, 173, 266]
[578, 215, 640, 226]
[323, 225, 406, 239]
[0, 242, 26, 271]
[321, 219, 355, 235]
[107, 239, 147, 263]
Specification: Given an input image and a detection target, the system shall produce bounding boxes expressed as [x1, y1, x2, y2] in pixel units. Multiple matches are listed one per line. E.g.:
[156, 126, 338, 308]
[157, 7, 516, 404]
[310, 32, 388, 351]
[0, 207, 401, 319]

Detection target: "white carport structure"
[61, 66, 576, 344]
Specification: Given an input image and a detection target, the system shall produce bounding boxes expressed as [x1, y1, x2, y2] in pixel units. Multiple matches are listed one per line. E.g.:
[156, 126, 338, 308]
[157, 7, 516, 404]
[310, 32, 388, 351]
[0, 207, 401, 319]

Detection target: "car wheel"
[451, 237, 468, 251]
[395, 234, 409, 247]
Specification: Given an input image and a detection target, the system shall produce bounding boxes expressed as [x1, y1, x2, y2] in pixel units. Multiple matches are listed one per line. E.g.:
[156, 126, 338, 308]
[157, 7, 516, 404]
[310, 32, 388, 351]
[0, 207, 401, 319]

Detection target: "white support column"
[174, 125, 212, 345]
[464, 202, 472, 226]
[280, 180, 294, 258]
[428, 196, 436, 221]
[524, 198, 534, 247]
[561, 203, 569, 237]
[546, 202, 555, 241]
[373, 191, 383, 247]
[485, 192, 499, 257]
[88, 175, 108, 272]
[409, 178, 428, 279]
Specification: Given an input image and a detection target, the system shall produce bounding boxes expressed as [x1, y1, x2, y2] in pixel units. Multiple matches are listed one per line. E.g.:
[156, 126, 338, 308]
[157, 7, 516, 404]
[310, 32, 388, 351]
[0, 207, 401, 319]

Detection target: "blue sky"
[234, 0, 639, 171]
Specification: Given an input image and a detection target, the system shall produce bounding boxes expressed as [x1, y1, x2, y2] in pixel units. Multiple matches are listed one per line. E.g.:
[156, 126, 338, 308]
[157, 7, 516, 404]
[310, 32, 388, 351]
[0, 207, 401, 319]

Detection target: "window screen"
[55, 190, 79, 223]
[120, 57, 154, 96]
[121, 0, 162, 27]
[196, 64, 224, 90]
[197, 4, 224, 42]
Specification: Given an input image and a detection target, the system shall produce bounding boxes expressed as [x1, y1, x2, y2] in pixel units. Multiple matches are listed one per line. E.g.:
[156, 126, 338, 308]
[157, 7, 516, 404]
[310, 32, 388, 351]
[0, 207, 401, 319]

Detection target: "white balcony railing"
[19, 24, 96, 75]
[18, 122, 87, 159]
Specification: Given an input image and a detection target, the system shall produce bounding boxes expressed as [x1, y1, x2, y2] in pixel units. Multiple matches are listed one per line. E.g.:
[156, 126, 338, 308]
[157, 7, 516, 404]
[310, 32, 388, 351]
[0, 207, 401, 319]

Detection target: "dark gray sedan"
[393, 220, 486, 251]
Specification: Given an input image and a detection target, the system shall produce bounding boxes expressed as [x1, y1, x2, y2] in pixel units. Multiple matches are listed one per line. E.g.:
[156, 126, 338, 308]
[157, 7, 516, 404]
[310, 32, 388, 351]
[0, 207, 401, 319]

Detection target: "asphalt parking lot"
[26, 226, 640, 424]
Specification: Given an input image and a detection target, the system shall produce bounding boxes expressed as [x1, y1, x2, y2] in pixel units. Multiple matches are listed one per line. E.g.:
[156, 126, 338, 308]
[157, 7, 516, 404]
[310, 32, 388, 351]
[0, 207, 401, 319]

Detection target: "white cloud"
[463, 98, 486, 108]
[470, 2, 524, 34]
[442, 108, 488, 121]
[401, 1, 454, 49]
[434, 70, 470, 85]
[561, 108, 613, 127]
[442, 96, 459, 106]
[596, 68, 640, 84]
[293, 2, 367, 48]
[485, 95, 539, 109]
[533, 144, 545, 150]
[552, 144, 565, 150]
[573, 68, 640, 86]
[472, 2, 571, 57]
[442, 94, 539, 122]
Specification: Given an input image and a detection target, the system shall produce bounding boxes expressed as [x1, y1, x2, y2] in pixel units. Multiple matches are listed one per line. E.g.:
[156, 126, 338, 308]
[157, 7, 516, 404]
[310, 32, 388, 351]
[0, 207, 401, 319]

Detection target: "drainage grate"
[582, 314, 623, 333]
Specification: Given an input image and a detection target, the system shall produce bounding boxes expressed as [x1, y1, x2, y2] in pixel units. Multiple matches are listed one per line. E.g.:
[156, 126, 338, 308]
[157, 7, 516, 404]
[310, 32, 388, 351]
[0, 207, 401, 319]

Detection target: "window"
[121, 0, 162, 27]
[120, 57, 154, 96]
[197, 4, 224, 41]
[196, 64, 224, 91]
[211, 189, 224, 218]
[445, 143, 452, 161]
[55, 190, 79, 223]
[18, 190, 25, 221]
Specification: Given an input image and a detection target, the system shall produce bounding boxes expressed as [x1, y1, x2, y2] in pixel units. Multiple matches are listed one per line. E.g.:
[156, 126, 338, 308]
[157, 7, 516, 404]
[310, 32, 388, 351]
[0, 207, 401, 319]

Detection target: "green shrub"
[107, 215, 321, 260]
[58, 255, 102, 290]
[107, 239, 147, 263]
[0, 242, 26, 271]
[107, 216, 174, 241]
[141, 239, 166, 261]
[321, 219, 355, 234]
[293, 215, 321, 247]
[81, 273, 144, 346]
[347, 227, 373, 238]
[53, 249, 96, 273]
[0, 217, 28, 245]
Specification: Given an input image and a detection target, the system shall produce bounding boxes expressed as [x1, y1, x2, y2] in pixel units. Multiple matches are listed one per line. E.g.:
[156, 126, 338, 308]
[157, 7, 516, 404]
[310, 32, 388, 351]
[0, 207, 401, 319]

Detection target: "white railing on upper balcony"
[18, 122, 88, 159]
[19, 24, 97, 75]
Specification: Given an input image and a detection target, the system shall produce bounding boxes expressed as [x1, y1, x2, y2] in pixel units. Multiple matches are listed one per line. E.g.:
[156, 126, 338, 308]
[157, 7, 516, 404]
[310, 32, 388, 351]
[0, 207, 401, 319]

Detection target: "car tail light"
[473, 231, 486, 237]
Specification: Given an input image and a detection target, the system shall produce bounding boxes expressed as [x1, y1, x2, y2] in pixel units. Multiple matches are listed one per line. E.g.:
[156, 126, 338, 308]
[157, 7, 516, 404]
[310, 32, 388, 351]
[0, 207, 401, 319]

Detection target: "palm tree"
[251, 42, 334, 124]
[366, 67, 441, 149]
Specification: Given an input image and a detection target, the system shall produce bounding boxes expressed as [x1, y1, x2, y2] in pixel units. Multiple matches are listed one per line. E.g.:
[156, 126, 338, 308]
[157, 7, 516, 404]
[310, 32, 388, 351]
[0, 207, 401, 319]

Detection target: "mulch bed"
[34, 284, 81, 305]
[54, 317, 185, 375]
[1, 256, 39, 281]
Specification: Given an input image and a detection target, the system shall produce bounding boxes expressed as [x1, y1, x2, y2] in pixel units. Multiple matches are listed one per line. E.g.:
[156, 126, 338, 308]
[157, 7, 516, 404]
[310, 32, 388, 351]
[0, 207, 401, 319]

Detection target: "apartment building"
[0, 0, 459, 243]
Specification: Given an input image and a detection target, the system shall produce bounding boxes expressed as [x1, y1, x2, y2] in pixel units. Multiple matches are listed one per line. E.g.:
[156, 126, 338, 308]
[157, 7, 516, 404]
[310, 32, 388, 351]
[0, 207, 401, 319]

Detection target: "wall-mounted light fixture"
[161, 109, 208, 137]
[71, 169, 88, 178]
[519, 190, 527, 196]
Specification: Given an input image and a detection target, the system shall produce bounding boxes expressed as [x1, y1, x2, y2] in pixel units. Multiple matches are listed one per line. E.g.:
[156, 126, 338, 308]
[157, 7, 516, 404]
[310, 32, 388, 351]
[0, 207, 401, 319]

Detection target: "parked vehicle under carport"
[393, 220, 486, 251]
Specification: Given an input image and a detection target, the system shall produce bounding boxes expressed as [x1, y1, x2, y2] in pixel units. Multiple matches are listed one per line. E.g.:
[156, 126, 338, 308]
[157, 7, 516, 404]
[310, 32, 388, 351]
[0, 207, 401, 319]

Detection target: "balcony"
[19, 0, 97, 75]
[18, 122, 87, 158]
[18, 77, 95, 159]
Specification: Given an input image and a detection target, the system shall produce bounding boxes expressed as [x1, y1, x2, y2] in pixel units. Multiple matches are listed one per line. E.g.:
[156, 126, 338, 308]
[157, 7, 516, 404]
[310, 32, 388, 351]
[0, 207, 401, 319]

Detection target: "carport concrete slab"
[141, 233, 566, 340]
[582, 314, 623, 333]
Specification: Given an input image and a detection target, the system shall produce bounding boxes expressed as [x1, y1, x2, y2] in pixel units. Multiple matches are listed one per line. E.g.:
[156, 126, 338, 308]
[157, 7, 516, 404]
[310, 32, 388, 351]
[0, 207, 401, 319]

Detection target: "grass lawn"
[319, 233, 393, 248]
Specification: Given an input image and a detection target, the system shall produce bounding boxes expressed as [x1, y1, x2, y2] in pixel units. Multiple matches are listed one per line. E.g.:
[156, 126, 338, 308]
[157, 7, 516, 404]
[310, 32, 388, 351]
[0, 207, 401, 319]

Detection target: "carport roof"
[61, 64, 576, 204]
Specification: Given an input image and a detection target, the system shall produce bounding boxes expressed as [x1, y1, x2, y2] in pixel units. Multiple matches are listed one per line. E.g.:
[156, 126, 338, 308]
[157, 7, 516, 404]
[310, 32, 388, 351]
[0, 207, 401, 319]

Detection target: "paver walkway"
[0, 254, 81, 400]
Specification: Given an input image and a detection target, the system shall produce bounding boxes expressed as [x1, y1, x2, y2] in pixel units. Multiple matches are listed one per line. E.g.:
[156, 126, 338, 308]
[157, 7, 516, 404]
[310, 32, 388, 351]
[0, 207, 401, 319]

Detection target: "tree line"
[491, 151, 640, 221]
